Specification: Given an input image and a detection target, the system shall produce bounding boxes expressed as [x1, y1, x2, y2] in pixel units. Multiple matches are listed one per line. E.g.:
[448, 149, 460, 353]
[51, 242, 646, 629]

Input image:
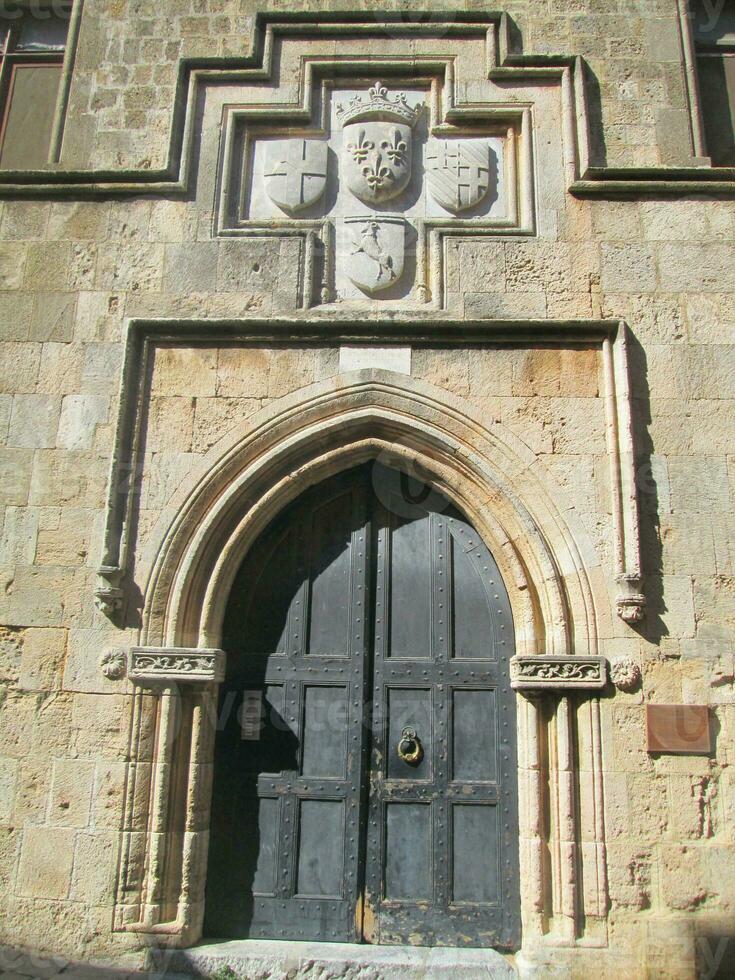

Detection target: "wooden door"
[204, 469, 371, 941]
[204, 464, 520, 948]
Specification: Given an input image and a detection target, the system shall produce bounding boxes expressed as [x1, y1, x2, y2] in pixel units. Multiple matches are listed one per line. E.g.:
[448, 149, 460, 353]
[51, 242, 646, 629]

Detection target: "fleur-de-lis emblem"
[346, 128, 374, 163]
[380, 128, 408, 166]
[361, 157, 393, 194]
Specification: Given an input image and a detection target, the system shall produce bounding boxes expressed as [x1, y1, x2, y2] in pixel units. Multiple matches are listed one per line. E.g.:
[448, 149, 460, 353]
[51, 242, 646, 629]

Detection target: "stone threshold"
[154, 939, 517, 979]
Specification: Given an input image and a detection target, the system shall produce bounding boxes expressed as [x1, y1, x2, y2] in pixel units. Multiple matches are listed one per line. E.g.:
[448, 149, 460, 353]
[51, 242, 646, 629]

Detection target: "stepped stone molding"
[94, 316, 644, 629]
[510, 655, 608, 691]
[0, 12, 731, 203]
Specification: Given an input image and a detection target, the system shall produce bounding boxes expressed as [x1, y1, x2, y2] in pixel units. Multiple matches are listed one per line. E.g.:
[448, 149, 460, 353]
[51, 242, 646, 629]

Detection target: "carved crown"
[336, 81, 422, 127]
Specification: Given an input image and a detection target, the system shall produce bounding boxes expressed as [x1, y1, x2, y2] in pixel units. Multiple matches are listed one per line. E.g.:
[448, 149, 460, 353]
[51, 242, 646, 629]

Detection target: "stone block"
[49, 760, 94, 829]
[36, 342, 84, 395]
[0, 294, 34, 341]
[658, 244, 735, 293]
[18, 627, 67, 692]
[30, 293, 77, 343]
[464, 291, 547, 318]
[412, 348, 470, 397]
[56, 394, 110, 450]
[70, 831, 117, 905]
[70, 693, 131, 760]
[191, 396, 259, 454]
[163, 242, 219, 293]
[0, 449, 33, 505]
[217, 239, 281, 293]
[0, 242, 27, 289]
[0, 202, 49, 241]
[22, 243, 72, 292]
[7, 395, 61, 449]
[29, 451, 108, 509]
[46, 202, 111, 242]
[660, 844, 709, 910]
[511, 348, 600, 397]
[17, 827, 75, 900]
[95, 242, 164, 292]
[605, 840, 652, 910]
[0, 757, 17, 822]
[467, 348, 516, 397]
[151, 345, 217, 398]
[0, 342, 41, 394]
[601, 244, 657, 293]
[0, 505, 39, 565]
[91, 762, 127, 830]
[146, 396, 194, 452]
[0, 564, 73, 628]
[645, 916, 696, 979]
[216, 347, 270, 398]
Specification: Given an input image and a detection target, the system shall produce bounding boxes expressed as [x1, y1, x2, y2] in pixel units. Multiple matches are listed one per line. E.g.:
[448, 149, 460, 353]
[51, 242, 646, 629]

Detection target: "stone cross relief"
[247, 82, 506, 304]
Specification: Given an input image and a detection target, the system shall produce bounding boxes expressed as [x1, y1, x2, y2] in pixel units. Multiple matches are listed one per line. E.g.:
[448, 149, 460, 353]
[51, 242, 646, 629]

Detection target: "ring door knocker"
[397, 726, 423, 766]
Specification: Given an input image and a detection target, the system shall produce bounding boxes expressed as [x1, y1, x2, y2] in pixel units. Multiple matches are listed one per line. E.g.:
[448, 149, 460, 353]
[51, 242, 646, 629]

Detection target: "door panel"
[296, 800, 345, 896]
[451, 688, 497, 782]
[205, 463, 520, 949]
[384, 803, 432, 900]
[205, 471, 370, 942]
[451, 804, 499, 903]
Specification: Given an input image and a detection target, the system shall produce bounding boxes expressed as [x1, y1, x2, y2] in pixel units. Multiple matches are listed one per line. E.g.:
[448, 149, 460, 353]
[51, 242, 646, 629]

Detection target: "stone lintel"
[128, 646, 226, 685]
[510, 655, 607, 691]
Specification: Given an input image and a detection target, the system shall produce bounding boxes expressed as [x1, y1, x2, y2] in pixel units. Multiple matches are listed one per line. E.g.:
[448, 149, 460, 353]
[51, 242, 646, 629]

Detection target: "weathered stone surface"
[161, 940, 517, 979]
[0, 8, 731, 976]
[17, 827, 75, 900]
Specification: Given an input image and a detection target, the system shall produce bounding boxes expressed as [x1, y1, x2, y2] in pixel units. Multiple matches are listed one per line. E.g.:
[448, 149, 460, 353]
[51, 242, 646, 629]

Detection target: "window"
[0, 3, 71, 169]
[692, 0, 735, 165]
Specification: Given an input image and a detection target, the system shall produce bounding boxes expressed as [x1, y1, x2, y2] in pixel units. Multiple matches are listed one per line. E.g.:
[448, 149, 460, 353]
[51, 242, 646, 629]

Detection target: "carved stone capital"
[510, 655, 608, 691]
[128, 647, 226, 686]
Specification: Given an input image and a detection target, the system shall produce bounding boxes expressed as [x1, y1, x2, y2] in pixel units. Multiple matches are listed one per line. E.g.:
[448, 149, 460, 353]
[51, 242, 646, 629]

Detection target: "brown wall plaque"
[646, 704, 711, 755]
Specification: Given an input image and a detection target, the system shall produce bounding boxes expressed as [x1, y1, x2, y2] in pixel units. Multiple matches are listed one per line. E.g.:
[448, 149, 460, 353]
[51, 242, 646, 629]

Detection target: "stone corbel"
[128, 647, 226, 685]
[510, 655, 608, 691]
[615, 573, 646, 624]
[94, 566, 125, 617]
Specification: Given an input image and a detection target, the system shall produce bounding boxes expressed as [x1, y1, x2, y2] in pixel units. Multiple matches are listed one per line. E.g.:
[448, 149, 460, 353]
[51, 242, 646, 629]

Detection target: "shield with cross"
[263, 139, 328, 213]
[426, 139, 492, 214]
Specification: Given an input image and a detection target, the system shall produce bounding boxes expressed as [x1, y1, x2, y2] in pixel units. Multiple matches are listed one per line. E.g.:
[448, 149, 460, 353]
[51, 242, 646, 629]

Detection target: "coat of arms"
[263, 139, 328, 213]
[344, 216, 405, 294]
[426, 139, 492, 213]
[338, 82, 422, 204]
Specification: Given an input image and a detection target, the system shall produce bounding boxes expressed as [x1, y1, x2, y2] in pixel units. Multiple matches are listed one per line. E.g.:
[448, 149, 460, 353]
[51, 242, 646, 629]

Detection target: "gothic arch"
[139, 369, 610, 656]
[116, 369, 611, 951]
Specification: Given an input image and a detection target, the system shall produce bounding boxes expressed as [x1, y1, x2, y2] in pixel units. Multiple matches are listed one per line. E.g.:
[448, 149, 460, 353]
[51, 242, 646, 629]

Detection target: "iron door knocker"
[397, 726, 423, 765]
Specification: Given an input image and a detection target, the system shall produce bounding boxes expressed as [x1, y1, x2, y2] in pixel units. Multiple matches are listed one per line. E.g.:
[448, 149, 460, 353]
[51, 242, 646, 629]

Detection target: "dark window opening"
[0, 4, 71, 169]
[692, 0, 735, 165]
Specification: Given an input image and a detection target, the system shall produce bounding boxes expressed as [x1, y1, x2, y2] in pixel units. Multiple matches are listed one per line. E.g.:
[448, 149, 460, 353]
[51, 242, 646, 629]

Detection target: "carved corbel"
[615, 574, 646, 624]
[94, 566, 124, 617]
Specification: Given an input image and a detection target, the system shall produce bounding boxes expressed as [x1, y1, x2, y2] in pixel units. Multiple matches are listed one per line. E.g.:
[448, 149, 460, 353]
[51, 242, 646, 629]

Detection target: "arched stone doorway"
[114, 372, 611, 958]
[203, 462, 521, 947]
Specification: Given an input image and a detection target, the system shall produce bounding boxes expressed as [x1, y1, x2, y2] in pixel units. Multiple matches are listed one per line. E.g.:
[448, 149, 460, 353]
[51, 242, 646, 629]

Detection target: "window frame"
[0, 0, 76, 169]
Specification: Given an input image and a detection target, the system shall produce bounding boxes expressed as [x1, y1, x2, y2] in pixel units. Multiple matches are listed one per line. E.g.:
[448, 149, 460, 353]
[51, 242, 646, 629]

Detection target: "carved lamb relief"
[221, 76, 529, 308]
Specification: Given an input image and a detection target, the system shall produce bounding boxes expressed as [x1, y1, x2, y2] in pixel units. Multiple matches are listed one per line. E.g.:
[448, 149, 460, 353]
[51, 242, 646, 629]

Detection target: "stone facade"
[0, 3, 733, 979]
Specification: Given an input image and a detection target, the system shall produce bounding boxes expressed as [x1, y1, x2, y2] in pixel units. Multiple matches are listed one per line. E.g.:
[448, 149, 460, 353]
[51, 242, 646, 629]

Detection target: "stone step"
[153, 939, 517, 980]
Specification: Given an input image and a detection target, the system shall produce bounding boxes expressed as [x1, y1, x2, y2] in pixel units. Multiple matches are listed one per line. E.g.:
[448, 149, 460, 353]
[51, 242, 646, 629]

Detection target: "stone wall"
[0, 3, 733, 978]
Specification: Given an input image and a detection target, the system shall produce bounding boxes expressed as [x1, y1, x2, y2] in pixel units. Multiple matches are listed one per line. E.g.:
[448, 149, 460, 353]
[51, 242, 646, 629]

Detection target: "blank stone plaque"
[646, 704, 711, 755]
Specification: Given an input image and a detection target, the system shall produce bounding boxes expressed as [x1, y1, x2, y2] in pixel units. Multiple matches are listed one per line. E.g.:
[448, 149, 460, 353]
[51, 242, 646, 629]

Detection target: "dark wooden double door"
[205, 464, 520, 948]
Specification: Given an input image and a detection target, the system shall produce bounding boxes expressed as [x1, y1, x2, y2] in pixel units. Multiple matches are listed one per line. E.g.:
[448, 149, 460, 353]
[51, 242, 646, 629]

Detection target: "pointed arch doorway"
[204, 462, 520, 949]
